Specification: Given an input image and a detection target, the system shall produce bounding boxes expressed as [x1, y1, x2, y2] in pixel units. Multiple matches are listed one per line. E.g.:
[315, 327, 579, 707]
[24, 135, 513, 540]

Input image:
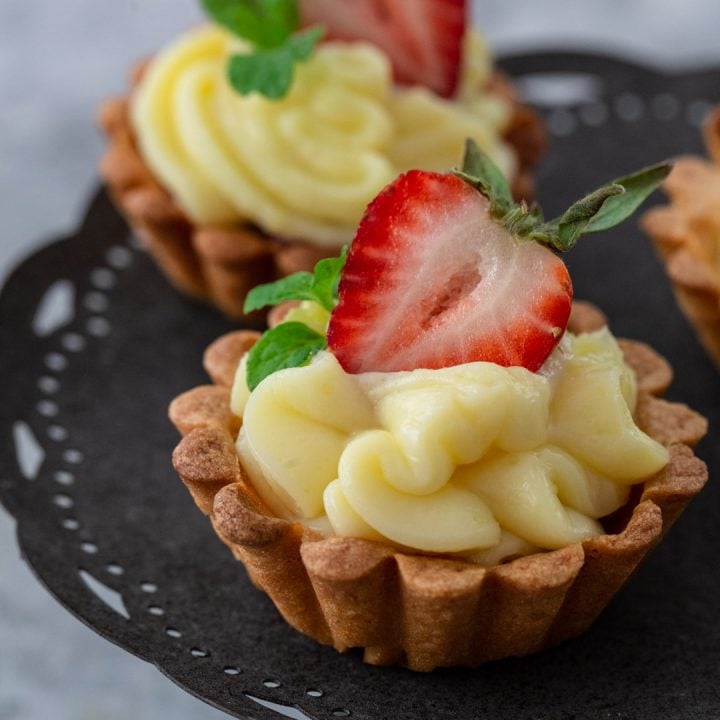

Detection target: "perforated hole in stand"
[651, 93, 681, 120]
[38, 376, 60, 394]
[87, 317, 111, 337]
[579, 101, 609, 126]
[106, 246, 134, 269]
[54, 470, 75, 486]
[90, 268, 116, 290]
[614, 91, 645, 121]
[44, 352, 68, 372]
[53, 494, 74, 509]
[546, 108, 577, 136]
[36, 400, 59, 418]
[687, 98, 714, 125]
[63, 449, 84, 465]
[84, 292, 109, 313]
[62, 333, 86, 353]
[47, 425, 69, 442]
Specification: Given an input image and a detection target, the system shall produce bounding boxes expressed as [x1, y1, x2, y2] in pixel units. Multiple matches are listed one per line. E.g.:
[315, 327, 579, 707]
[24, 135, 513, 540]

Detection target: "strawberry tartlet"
[99, 0, 545, 317]
[642, 107, 720, 370]
[170, 144, 707, 670]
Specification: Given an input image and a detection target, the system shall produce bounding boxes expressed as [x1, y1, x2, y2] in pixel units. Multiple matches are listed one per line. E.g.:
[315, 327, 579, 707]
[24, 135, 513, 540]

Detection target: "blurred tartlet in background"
[643, 108, 720, 370]
[98, 0, 545, 317]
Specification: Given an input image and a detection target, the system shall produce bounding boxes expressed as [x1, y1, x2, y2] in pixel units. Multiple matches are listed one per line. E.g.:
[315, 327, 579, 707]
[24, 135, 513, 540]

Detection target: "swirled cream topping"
[232, 326, 669, 564]
[132, 26, 516, 247]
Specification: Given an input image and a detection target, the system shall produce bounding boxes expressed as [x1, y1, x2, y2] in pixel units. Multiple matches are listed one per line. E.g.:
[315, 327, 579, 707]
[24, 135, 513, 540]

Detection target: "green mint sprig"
[244, 249, 347, 389]
[455, 139, 672, 252]
[201, 0, 325, 99]
[246, 322, 327, 391]
[244, 248, 347, 313]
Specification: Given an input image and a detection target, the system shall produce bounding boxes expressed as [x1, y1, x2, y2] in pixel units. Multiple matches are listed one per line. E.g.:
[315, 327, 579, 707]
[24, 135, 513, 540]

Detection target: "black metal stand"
[1, 52, 718, 720]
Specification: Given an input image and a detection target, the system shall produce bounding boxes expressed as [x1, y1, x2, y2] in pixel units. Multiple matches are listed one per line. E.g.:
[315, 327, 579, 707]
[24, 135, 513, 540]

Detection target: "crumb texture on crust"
[169, 317, 707, 671]
[642, 107, 720, 369]
[99, 62, 545, 319]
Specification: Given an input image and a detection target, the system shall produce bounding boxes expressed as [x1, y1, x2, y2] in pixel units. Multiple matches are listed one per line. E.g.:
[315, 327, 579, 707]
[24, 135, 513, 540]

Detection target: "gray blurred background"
[2, 1, 720, 718]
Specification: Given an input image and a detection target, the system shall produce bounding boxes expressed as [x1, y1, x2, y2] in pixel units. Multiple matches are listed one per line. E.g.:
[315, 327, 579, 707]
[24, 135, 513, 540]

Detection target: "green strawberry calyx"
[455, 139, 672, 252]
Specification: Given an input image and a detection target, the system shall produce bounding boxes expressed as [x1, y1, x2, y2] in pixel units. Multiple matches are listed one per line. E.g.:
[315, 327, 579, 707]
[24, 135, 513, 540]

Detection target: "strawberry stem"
[455, 138, 514, 218]
[455, 139, 672, 252]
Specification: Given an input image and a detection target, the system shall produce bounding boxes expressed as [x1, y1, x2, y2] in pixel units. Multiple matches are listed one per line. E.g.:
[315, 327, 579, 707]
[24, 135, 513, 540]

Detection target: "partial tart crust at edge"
[169, 303, 708, 671]
[98, 61, 546, 319]
[642, 108, 720, 370]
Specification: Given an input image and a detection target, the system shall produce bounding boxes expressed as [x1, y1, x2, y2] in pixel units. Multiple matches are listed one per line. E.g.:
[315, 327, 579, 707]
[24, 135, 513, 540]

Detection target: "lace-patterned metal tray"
[1, 52, 719, 720]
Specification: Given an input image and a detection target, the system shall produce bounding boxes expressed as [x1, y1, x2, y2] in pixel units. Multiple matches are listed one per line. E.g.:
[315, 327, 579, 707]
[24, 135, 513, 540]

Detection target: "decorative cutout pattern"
[12, 421, 45, 480]
[79, 569, 130, 620]
[515, 72, 603, 107]
[541, 89, 712, 138]
[32, 279, 75, 337]
[245, 694, 319, 720]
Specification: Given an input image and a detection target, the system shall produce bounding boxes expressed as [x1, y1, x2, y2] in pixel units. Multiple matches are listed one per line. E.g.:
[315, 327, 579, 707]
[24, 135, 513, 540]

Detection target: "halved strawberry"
[243, 141, 669, 384]
[327, 170, 573, 373]
[299, 0, 467, 98]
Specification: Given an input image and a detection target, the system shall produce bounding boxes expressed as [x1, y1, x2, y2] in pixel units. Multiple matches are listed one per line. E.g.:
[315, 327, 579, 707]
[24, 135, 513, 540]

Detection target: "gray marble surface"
[2, 1, 720, 718]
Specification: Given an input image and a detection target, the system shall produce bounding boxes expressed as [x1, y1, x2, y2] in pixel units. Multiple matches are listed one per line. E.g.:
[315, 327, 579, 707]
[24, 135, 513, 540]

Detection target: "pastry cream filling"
[132, 26, 517, 247]
[232, 327, 669, 563]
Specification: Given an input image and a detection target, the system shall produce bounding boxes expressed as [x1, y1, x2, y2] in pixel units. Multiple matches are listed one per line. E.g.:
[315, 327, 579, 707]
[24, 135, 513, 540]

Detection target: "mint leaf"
[244, 247, 347, 313]
[454, 138, 515, 217]
[202, 0, 323, 99]
[244, 272, 316, 312]
[286, 26, 325, 60]
[202, 0, 268, 45]
[202, 0, 298, 49]
[246, 322, 327, 390]
[309, 248, 348, 311]
[228, 48, 295, 99]
[585, 162, 672, 234]
[227, 26, 324, 99]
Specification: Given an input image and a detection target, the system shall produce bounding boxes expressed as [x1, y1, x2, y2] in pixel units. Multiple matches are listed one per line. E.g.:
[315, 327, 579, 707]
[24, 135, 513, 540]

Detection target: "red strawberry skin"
[299, 0, 467, 98]
[327, 171, 573, 374]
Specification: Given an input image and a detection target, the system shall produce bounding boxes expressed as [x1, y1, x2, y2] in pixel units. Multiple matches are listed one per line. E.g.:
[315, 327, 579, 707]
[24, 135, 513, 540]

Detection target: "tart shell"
[169, 303, 707, 671]
[99, 62, 546, 319]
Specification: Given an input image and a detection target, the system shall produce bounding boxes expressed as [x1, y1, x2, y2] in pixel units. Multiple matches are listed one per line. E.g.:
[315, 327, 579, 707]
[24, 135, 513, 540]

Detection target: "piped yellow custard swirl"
[231, 326, 668, 564]
[132, 26, 516, 247]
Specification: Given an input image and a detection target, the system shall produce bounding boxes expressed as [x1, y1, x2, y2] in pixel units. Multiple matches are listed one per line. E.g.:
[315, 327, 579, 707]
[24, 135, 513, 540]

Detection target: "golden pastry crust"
[99, 61, 546, 319]
[642, 108, 720, 370]
[169, 304, 707, 671]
